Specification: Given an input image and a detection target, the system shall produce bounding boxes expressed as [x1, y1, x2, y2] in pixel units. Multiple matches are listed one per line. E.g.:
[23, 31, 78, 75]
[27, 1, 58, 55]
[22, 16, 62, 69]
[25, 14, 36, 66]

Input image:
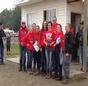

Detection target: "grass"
[11, 43, 19, 55]
[73, 74, 87, 82]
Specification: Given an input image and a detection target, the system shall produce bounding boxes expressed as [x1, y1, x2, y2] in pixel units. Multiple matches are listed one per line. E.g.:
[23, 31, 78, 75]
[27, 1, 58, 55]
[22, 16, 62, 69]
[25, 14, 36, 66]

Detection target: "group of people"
[18, 17, 73, 83]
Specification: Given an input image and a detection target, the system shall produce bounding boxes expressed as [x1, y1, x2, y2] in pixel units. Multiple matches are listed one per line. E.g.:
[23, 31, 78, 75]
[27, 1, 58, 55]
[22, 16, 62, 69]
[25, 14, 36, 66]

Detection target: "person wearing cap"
[22, 27, 34, 74]
[18, 21, 28, 72]
[0, 22, 6, 65]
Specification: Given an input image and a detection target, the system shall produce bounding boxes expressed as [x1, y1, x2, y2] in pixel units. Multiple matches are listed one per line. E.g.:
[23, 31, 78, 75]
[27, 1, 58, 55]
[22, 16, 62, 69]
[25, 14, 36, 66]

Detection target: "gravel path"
[0, 61, 88, 86]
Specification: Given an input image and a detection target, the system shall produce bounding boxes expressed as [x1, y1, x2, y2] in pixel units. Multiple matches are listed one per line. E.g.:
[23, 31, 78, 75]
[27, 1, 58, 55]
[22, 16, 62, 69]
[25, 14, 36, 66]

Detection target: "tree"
[0, 6, 21, 32]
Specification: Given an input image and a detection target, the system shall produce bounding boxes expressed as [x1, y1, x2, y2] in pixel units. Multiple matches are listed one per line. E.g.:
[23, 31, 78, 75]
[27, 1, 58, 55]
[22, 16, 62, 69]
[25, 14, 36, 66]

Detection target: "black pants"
[52, 49, 55, 71]
[54, 46, 62, 80]
[33, 50, 41, 72]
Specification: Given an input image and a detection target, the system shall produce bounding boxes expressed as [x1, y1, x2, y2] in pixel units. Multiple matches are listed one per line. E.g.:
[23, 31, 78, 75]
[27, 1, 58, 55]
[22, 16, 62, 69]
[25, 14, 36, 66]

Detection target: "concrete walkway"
[7, 57, 19, 64]
[7, 57, 84, 77]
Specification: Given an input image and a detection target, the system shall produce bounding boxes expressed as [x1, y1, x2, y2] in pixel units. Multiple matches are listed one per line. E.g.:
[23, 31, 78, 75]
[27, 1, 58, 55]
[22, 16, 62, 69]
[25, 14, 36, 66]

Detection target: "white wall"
[21, 0, 67, 31]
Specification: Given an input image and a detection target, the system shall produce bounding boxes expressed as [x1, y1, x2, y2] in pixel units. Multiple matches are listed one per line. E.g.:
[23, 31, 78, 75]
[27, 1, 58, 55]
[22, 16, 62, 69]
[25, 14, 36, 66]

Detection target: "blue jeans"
[45, 47, 52, 72]
[19, 45, 27, 70]
[41, 47, 46, 73]
[0, 46, 4, 64]
[27, 50, 33, 70]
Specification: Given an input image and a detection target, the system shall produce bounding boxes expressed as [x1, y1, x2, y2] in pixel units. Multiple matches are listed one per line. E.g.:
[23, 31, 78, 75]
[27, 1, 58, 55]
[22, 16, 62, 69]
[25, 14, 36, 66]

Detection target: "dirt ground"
[0, 61, 88, 86]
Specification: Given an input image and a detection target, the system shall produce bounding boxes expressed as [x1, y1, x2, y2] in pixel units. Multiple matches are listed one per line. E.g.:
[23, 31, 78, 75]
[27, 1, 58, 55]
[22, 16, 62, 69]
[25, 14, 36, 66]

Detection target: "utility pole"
[83, 0, 88, 72]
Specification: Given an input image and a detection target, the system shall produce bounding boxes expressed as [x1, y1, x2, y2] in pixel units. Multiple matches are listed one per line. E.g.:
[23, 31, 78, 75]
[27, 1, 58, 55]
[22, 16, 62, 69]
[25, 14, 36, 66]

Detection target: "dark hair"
[36, 25, 40, 29]
[48, 21, 52, 26]
[58, 24, 62, 31]
[32, 23, 36, 26]
[80, 21, 84, 25]
[41, 21, 48, 31]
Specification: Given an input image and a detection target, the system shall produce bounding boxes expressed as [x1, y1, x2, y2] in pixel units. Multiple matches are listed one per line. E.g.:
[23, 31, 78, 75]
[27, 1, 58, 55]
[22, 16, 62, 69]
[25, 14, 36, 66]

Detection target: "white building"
[15, 0, 84, 33]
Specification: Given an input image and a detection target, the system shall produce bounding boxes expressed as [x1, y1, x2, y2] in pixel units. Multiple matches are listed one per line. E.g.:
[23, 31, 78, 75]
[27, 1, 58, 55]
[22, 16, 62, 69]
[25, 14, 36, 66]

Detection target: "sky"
[0, 0, 15, 12]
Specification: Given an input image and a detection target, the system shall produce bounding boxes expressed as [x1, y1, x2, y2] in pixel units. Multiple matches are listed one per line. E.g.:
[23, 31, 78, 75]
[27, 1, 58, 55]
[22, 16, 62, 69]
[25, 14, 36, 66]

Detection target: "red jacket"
[33, 31, 41, 48]
[44, 30, 54, 48]
[22, 31, 34, 51]
[52, 23, 59, 34]
[60, 31, 64, 51]
[54, 31, 64, 49]
[18, 26, 28, 46]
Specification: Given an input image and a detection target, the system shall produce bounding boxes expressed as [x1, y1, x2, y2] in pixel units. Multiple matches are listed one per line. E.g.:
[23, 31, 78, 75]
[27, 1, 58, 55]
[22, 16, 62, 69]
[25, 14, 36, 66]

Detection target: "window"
[27, 13, 37, 26]
[44, 9, 56, 21]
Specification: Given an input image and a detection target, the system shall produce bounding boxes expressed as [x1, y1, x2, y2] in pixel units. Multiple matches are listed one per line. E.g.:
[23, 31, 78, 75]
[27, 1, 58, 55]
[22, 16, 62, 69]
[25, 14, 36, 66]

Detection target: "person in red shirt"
[53, 24, 64, 81]
[52, 17, 59, 34]
[44, 21, 54, 79]
[41, 21, 48, 74]
[33, 25, 41, 75]
[52, 17, 59, 71]
[22, 27, 34, 74]
[18, 21, 28, 72]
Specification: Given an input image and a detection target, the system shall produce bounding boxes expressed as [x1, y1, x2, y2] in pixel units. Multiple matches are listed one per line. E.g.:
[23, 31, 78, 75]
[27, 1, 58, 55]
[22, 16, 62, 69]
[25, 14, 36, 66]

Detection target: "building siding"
[21, 0, 67, 31]
[21, 0, 83, 32]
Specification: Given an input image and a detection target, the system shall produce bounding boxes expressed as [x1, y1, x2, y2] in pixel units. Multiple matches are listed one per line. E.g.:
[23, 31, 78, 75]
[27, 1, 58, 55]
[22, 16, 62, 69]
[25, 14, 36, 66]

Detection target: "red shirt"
[41, 30, 47, 47]
[44, 30, 54, 48]
[58, 31, 64, 51]
[52, 23, 59, 34]
[22, 31, 34, 51]
[18, 26, 28, 45]
[33, 31, 41, 48]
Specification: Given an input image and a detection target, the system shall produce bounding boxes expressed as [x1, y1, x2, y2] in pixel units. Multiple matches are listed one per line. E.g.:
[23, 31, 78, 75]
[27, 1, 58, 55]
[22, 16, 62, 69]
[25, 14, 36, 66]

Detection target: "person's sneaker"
[55, 77, 62, 81]
[61, 79, 69, 84]
[23, 69, 27, 72]
[34, 71, 40, 76]
[19, 69, 22, 72]
[0, 63, 4, 65]
[52, 76, 56, 79]
[29, 71, 33, 75]
[46, 75, 51, 79]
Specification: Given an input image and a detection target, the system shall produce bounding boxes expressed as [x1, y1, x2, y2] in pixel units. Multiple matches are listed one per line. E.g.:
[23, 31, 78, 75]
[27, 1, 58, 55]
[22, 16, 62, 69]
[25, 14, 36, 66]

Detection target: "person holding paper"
[33, 25, 41, 75]
[53, 24, 64, 81]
